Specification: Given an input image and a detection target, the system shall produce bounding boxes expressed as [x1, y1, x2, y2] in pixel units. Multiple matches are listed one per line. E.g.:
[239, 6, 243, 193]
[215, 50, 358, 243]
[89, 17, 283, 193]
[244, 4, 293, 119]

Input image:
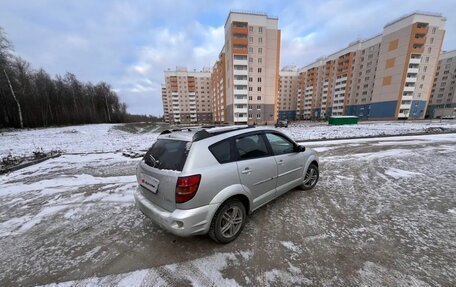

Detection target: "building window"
[249, 67, 253, 72]
[259, 37, 263, 43]
[257, 105, 261, 110]
[249, 47, 253, 53]
[427, 47, 432, 53]
[249, 26, 253, 32]
[249, 113, 252, 119]
[249, 87, 253, 91]
[430, 37, 434, 44]
[248, 96, 253, 100]
[432, 27, 436, 34]
[248, 105, 252, 110]
[258, 77, 262, 82]
[258, 58, 262, 63]
[249, 37, 253, 43]
[256, 114, 261, 119]
[257, 95, 261, 100]
[249, 57, 253, 63]
[258, 47, 262, 54]
[258, 68, 262, 73]
[249, 77, 253, 82]
[258, 27, 263, 33]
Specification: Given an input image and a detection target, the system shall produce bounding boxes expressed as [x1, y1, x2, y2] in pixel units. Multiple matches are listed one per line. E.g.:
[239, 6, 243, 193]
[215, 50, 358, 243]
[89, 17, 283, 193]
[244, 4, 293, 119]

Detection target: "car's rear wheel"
[300, 163, 319, 190]
[209, 199, 246, 244]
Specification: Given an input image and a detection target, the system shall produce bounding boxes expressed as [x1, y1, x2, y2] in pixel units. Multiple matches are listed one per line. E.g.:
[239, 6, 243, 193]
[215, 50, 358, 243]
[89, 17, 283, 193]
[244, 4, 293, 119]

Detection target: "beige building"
[223, 10, 281, 124]
[427, 50, 456, 118]
[277, 66, 299, 119]
[291, 12, 446, 120]
[162, 67, 212, 124]
[211, 51, 227, 123]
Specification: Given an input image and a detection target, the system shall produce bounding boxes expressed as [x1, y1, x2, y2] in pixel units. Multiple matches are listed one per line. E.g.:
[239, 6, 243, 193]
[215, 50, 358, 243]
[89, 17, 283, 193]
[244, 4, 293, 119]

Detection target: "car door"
[235, 132, 277, 210]
[265, 132, 304, 196]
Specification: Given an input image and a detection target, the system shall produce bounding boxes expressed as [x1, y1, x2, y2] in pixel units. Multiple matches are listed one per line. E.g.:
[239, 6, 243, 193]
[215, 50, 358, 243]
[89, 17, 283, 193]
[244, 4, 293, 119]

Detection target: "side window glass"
[209, 139, 233, 163]
[265, 133, 295, 155]
[235, 134, 269, 160]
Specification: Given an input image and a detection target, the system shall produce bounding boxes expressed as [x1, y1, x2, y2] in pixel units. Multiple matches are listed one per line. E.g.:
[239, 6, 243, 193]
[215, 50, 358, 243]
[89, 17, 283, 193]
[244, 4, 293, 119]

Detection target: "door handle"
[241, 168, 251, 174]
[278, 160, 284, 166]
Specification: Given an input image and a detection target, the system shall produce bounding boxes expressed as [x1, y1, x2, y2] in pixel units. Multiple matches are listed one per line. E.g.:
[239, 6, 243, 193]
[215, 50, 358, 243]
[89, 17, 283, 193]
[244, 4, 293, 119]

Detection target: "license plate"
[140, 173, 159, 193]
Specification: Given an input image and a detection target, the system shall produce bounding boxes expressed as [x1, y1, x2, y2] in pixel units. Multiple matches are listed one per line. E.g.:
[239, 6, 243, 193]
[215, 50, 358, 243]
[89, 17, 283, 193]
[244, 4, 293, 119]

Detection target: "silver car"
[135, 126, 319, 243]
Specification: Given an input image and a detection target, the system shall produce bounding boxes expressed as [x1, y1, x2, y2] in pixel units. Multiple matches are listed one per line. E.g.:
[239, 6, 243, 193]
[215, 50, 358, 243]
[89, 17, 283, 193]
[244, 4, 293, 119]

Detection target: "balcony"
[232, 38, 248, 46]
[407, 67, 419, 74]
[414, 26, 429, 35]
[409, 58, 421, 65]
[401, 95, 413, 101]
[234, 97, 248, 104]
[232, 26, 248, 35]
[234, 79, 248, 86]
[234, 107, 248, 113]
[411, 44, 424, 53]
[406, 77, 417, 83]
[233, 48, 248, 55]
[403, 86, 415, 92]
[234, 89, 248, 96]
[413, 37, 426, 45]
[233, 59, 248, 66]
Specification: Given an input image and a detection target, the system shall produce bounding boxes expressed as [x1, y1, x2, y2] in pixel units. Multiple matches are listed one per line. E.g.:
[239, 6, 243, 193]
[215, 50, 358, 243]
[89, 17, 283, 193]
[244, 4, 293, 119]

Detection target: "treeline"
[0, 27, 150, 129]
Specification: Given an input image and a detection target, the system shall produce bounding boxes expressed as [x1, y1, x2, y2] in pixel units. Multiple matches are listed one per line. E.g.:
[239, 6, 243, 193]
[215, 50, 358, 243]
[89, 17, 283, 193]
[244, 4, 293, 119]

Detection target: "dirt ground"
[0, 134, 455, 286]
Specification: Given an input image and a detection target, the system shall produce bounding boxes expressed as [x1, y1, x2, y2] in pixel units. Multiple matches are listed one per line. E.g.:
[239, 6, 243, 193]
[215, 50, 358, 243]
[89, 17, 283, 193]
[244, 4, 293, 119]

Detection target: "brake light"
[175, 174, 201, 203]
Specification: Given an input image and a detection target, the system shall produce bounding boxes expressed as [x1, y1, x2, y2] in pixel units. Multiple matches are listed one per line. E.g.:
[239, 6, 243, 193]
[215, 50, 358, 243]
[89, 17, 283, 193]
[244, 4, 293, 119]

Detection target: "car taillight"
[175, 174, 201, 203]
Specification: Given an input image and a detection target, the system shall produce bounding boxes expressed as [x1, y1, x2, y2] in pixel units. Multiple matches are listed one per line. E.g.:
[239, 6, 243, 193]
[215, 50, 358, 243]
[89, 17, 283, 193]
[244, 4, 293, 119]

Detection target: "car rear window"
[209, 139, 233, 164]
[144, 139, 190, 171]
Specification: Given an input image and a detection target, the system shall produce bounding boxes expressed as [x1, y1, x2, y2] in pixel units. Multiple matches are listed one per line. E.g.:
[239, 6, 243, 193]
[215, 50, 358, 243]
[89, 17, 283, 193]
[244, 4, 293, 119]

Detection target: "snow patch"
[280, 241, 301, 253]
[384, 168, 423, 179]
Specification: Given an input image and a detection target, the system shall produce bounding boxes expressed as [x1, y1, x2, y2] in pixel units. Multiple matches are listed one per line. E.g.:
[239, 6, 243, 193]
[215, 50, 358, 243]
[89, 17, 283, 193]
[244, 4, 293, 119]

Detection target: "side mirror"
[295, 145, 305, 152]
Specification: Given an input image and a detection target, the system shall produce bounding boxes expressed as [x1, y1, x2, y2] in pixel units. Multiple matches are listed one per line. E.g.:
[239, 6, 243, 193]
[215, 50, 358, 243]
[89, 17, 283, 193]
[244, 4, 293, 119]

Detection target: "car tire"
[300, 163, 319, 190]
[209, 199, 246, 244]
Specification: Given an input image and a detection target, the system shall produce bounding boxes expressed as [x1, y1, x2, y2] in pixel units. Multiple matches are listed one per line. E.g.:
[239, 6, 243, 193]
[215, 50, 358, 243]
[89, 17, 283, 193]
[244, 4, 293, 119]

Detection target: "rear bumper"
[134, 187, 219, 237]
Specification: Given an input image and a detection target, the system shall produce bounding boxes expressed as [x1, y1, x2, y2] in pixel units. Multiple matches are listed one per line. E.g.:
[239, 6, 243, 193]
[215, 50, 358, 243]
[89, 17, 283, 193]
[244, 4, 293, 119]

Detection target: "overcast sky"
[1, 0, 455, 115]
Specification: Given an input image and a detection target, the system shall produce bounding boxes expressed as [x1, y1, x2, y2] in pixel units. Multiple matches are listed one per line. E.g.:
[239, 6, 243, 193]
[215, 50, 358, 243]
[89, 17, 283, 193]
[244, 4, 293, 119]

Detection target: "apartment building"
[211, 51, 227, 123]
[427, 50, 456, 118]
[293, 12, 446, 120]
[278, 66, 299, 120]
[223, 10, 281, 124]
[162, 67, 212, 124]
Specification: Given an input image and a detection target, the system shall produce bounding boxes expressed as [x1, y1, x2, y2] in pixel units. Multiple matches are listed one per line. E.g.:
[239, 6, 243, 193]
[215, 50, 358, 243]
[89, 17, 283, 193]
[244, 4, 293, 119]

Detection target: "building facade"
[292, 12, 446, 120]
[427, 50, 456, 118]
[223, 11, 281, 124]
[162, 67, 212, 124]
[211, 51, 227, 123]
[278, 66, 299, 120]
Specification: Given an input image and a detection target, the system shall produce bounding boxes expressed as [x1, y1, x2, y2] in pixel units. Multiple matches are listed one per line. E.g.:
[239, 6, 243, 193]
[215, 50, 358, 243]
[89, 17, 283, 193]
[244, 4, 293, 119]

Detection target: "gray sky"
[1, 0, 455, 115]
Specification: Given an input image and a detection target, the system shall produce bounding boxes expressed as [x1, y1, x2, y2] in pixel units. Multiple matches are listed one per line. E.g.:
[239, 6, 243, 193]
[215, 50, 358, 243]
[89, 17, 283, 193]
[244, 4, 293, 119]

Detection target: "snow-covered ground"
[0, 124, 160, 157]
[1, 133, 455, 286]
[280, 120, 456, 141]
[1, 120, 455, 157]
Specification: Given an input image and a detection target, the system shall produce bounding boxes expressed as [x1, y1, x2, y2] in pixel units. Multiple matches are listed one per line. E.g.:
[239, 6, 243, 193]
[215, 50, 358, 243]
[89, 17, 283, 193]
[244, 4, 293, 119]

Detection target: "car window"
[144, 139, 190, 171]
[235, 134, 269, 160]
[209, 139, 234, 164]
[265, 133, 295, 155]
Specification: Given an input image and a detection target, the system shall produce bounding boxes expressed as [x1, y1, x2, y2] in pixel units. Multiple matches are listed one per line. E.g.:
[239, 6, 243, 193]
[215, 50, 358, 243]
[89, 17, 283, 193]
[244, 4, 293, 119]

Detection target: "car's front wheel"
[209, 199, 246, 244]
[300, 163, 319, 190]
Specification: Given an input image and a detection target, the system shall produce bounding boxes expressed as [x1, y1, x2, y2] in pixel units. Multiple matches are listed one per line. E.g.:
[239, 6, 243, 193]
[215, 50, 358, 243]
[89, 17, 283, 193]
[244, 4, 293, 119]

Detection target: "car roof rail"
[192, 125, 256, 142]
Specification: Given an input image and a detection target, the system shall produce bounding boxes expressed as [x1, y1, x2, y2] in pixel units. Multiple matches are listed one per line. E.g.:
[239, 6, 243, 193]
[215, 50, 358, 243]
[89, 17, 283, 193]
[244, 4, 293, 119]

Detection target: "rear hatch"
[137, 139, 190, 212]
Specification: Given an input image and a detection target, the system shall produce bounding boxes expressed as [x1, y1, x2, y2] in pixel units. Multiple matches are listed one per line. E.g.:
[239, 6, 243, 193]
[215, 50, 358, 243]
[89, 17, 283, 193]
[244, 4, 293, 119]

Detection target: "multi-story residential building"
[223, 10, 281, 124]
[427, 50, 456, 118]
[211, 50, 227, 123]
[293, 12, 446, 120]
[278, 66, 299, 120]
[162, 67, 212, 124]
